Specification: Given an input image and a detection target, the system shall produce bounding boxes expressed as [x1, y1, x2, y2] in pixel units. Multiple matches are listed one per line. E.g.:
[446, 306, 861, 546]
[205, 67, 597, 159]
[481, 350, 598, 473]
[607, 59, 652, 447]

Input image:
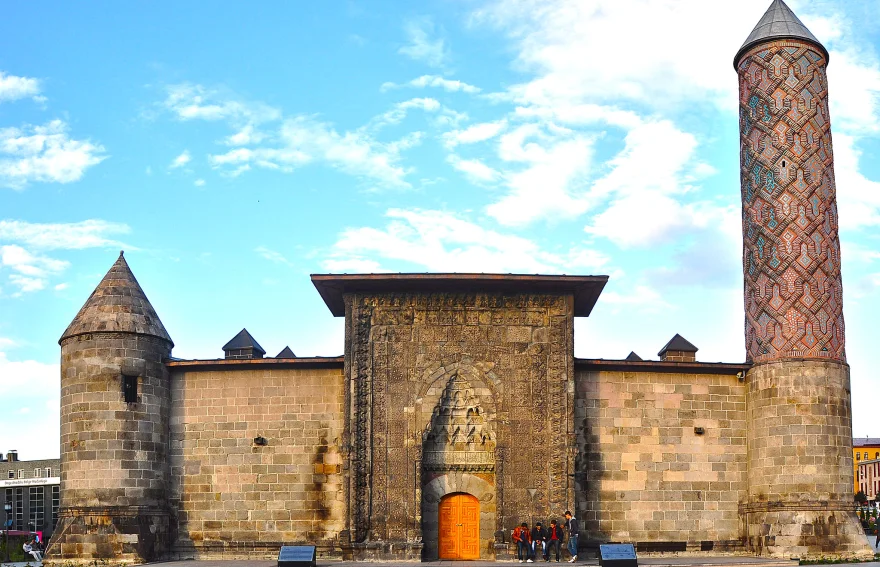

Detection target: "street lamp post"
[3, 501, 11, 564]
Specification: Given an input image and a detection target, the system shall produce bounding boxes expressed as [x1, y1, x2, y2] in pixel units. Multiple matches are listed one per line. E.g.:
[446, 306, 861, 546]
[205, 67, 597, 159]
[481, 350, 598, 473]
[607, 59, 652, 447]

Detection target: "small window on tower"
[122, 374, 138, 404]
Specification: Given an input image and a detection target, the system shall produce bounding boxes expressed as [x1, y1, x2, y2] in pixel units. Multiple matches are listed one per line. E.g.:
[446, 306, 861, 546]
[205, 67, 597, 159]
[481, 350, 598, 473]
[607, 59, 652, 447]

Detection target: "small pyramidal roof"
[734, 0, 828, 67]
[276, 346, 296, 359]
[222, 328, 266, 355]
[60, 251, 173, 345]
[657, 334, 698, 357]
[624, 351, 643, 362]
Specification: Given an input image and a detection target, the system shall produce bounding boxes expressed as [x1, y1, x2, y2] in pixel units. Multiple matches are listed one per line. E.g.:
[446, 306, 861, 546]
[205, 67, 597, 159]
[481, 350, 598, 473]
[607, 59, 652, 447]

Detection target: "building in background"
[0, 450, 61, 541]
[858, 458, 880, 502]
[853, 438, 880, 493]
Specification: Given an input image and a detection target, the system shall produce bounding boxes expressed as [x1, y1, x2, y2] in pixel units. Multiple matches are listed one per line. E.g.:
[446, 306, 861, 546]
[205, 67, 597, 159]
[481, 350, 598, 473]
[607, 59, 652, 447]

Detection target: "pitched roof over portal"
[311, 273, 608, 317]
[734, 0, 828, 67]
[657, 334, 698, 357]
[60, 251, 173, 345]
[222, 328, 266, 355]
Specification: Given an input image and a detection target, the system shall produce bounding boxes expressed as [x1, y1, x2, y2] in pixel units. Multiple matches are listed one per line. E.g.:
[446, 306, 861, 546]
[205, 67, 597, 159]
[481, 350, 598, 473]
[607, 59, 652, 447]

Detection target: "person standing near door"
[564, 511, 579, 562]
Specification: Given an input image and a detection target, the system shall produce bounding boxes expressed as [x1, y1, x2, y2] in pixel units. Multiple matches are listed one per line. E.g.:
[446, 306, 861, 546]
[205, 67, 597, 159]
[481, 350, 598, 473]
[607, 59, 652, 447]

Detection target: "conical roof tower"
[734, 0, 828, 67]
[60, 251, 173, 345]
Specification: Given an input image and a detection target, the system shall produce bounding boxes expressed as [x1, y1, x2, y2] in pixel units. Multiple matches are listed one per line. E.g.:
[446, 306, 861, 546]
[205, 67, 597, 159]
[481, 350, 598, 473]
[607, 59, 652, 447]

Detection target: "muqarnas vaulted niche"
[735, 0, 871, 558]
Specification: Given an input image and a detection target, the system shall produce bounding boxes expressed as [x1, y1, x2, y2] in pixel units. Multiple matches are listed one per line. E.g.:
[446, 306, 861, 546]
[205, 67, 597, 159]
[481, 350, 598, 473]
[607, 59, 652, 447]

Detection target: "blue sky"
[1, 0, 879, 459]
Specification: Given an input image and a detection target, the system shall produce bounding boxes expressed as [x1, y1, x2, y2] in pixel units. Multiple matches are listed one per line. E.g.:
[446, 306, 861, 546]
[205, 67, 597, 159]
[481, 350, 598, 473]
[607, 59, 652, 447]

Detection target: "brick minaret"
[47, 252, 173, 564]
[735, 0, 872, 558]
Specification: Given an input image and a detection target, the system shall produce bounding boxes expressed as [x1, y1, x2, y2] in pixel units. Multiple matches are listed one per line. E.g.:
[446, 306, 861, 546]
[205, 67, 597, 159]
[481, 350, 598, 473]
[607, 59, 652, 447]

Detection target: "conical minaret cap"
[59, 251, 173, 345]
[734, 0, 829, 68]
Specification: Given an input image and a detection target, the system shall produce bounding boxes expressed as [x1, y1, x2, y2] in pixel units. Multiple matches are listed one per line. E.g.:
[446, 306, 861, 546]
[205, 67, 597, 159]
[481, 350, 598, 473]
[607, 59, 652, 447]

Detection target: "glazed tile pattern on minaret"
[737, 34, 845, 363]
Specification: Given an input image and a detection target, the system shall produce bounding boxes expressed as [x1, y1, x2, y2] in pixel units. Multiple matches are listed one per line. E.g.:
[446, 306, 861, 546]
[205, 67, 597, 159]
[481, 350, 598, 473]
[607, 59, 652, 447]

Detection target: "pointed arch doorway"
[439, 493, 480, 560]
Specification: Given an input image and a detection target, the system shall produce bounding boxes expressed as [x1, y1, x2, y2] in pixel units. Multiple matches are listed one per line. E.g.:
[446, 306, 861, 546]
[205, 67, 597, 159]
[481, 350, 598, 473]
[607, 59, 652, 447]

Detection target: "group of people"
[512, 510, 580, 563]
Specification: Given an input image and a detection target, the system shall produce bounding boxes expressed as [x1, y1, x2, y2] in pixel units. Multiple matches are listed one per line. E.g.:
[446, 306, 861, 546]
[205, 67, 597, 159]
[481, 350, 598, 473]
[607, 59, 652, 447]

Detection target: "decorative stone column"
[735, 0, 872, 558]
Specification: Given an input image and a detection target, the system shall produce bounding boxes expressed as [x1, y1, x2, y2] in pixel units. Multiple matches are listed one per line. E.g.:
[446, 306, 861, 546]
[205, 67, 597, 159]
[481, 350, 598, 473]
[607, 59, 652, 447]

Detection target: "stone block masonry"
[167, 366, 346, 559]
[575, 368, 747, 547]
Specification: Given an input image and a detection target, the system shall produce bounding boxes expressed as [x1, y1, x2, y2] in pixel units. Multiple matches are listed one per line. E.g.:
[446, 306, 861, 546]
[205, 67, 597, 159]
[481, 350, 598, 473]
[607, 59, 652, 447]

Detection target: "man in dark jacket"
[564, 510, 579, 562]
[545, 519, 565, 561]
[531, 522, 547, 561]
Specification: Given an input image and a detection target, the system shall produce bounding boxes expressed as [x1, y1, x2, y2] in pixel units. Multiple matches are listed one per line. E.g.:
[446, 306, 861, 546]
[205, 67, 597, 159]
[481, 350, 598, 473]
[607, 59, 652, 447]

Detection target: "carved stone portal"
[422, 373, 497, 560]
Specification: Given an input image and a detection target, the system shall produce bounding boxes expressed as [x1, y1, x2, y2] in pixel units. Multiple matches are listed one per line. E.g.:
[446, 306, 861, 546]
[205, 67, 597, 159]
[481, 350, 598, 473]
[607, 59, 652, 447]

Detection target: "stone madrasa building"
[46, 1, 874, 563]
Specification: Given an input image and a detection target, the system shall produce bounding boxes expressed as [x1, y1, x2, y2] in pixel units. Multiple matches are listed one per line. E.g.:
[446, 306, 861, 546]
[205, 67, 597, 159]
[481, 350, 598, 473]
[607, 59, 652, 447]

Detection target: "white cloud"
[170, 150, 191, 169]
[0, 120, 107, 189]
[163, 83, 280, 125]
[224, 124, 267, 146]
[0, 219, 130, 250]
[255, 246, 293, 266]
[326, 208, 610, 274]
[582, 120, 724, 247]
[399, 17, 449, 68]
[54, 282, 68, 291]
[0, 71, 41, 103]
[833, 133, 880, 230]
[442, 120, 507, 148]
[194, 178, 205, 187]
[447, 155, 499, 182]
[1, 245, 68, 277]
[0, 347, 60, 459]
[0, 219, 129, 294]
[474, 0, 778, 110]
[211, 115, 415, 188]
[369, 97, 442, 130]
[487, 123, 594, 225]
[381, 75, 481, 94]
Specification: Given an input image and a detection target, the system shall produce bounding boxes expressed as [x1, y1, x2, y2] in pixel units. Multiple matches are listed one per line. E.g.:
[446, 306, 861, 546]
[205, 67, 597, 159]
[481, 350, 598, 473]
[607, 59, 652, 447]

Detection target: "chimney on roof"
[222, 328, 266, 360]
[658, 334, 698, 362]
[6, 450, 18, 462]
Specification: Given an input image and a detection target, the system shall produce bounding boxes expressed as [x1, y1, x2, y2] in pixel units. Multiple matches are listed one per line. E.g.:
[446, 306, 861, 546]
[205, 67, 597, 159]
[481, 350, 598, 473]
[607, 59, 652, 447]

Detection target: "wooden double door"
[439, 493, 480, 560]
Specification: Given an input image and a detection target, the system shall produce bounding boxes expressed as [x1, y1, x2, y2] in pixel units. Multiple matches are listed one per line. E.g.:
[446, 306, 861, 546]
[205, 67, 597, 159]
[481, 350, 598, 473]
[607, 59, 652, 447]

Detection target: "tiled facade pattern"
[574, 370, 747, 545]
[167, 367, 346, 558]
[738, 40, 845, 364]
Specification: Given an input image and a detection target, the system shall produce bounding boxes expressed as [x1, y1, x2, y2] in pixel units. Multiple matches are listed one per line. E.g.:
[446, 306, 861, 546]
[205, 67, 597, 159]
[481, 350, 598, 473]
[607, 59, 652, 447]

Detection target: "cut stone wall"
[167, 366, 346, 559]
[743, 360, 872, 558]
[574, 368, 747, 546]
[343, 292, 575, 560]
[50, 332, 172, 564]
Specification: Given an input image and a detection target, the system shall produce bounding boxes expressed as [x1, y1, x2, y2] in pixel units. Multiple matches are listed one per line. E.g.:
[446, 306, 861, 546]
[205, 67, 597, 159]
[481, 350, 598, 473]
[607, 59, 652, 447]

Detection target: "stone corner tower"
[735, 0, 872, 559]
[47, 252, 174, 564]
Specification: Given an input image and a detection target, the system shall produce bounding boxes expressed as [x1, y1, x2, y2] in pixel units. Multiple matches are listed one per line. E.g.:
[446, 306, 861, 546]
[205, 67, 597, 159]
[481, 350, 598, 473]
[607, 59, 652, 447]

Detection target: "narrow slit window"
[123, 374, 138, 403]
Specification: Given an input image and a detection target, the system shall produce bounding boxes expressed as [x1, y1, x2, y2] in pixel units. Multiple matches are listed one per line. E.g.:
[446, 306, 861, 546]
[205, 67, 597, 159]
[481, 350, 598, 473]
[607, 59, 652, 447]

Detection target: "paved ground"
[1, 537, 878, 567]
